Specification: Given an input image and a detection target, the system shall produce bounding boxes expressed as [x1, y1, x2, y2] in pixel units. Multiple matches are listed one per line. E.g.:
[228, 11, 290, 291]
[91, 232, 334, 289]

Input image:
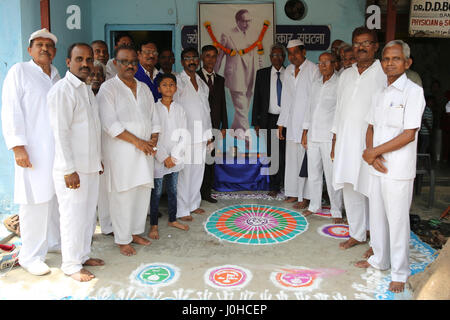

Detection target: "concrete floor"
[0, 188, 444, 301]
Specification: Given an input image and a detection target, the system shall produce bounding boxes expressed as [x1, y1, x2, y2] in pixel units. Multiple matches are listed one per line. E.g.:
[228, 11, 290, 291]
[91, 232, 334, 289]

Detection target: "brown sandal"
[3, 214, 20, 237]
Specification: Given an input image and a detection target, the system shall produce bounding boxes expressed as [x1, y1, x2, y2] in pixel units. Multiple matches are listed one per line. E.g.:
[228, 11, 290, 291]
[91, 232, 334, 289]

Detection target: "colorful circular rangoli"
[318, 224, 350, 239]
[130, 263, 179, 287]
[204, 265, 252, 290]
[314, 206, 332, 218]
[270, 266, 322, 291]
[205, 204, 308, 245]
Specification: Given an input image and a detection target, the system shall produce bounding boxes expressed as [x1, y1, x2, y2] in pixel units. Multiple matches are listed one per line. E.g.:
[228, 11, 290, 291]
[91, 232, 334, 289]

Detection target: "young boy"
[148, 73, 189, 239]
[355, 40, 425, 293]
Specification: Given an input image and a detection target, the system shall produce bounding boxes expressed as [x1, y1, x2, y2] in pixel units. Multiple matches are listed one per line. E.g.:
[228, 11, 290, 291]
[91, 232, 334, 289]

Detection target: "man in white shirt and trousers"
[277, 39, 320, 210]
[301, 52, 343, 224]
[175, 48, 213, 221]
[331, 27, 386, 251]
[97, 45, 160, 257]
[355, 40, 425, 294]
[47, 43, 104, 282]
[1, 29, 61, 276]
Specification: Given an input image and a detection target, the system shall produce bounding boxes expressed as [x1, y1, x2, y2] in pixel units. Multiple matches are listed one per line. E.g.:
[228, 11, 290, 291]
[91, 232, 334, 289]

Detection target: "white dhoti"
[17, 195, 60, 268]
[307, 141, 343, 217]
[96, 173, 113, 234]
[109, 185, 151, 245]
[343, 183, 369, 242]
[284, 140, 310, 200]
[177, 142, 206, 218]
[54, 172, 99, 275]
[367, 176, 413, 282]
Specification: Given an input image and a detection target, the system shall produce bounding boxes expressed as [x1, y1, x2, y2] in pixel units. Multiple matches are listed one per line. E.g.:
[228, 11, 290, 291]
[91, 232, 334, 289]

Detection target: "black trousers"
[201, 140, 216, 199]
[266, 113, 286, 192]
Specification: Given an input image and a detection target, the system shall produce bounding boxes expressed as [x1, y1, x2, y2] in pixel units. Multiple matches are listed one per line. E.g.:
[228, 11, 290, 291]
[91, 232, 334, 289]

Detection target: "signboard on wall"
[409, 0, 450, 38]
[181, 25, 330, 50]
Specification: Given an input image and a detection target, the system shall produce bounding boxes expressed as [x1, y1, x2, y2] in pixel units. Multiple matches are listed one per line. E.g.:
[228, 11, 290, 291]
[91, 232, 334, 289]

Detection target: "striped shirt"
[420, 106, 433, 135]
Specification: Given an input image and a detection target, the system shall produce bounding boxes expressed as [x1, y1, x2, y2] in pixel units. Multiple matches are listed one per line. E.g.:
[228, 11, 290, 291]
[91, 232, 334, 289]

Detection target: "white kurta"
[97, 75, 161, 193]
[97, 76, 160, 244]
[277, 60, 319, 200]
[366, 74, 425, 282]
[2, 60, 61, 270]
[154, 100, 188, 179]
[331, 60, 386, 196]
[47, 71, 102, 275]
[1, 60, 60, 204]
[303, 74, 342, 216]
[174, 70, 212, 217]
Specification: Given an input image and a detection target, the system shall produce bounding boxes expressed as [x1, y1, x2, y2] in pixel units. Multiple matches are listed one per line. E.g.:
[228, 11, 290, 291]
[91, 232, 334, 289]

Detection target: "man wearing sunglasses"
[97, 45, 161, 257]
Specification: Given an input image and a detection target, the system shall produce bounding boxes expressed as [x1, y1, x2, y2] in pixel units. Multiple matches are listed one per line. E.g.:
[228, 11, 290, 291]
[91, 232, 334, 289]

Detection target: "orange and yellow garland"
[204, 20, 271, 56]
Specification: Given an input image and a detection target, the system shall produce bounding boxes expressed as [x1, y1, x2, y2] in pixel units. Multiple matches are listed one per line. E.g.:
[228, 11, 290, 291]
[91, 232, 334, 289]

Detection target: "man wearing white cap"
[277, 39, 320, 209]
[1, 28, 61, 276]
[47, 43, 103, 282]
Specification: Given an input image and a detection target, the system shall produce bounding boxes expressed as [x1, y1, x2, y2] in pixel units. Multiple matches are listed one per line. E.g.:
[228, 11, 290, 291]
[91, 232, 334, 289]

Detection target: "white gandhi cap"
[29, 28, 58, 45]
[286, 39, 304, 48]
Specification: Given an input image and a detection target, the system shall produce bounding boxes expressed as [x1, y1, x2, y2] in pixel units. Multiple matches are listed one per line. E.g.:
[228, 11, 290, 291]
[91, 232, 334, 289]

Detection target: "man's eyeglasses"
[141, 50, 158, 56]
[270, 54, 285, 58]
[317, 61, 336, 67]
[116, 59, 139, 66]
[183, 56, 200, 62]
[352, 40, 375, 48]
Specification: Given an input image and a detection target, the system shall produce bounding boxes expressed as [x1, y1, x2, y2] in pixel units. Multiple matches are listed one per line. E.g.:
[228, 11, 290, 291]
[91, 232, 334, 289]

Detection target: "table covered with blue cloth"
[213, 155, 270, 191]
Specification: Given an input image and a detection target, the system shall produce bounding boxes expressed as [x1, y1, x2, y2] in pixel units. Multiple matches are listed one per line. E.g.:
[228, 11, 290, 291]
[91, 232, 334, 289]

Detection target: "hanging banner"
[409, 0, 450, 38]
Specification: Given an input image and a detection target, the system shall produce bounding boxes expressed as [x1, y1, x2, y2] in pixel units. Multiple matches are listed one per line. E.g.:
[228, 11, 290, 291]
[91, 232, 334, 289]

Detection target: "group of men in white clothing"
[2, 25, 425, 293]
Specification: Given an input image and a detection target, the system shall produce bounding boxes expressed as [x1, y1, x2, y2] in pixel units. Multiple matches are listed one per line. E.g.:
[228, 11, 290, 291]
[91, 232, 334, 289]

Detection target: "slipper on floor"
[3, 214, 20, 237]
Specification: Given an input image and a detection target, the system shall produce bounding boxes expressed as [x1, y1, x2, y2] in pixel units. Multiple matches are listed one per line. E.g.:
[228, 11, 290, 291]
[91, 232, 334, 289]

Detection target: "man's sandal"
[3, 214, 20, 237]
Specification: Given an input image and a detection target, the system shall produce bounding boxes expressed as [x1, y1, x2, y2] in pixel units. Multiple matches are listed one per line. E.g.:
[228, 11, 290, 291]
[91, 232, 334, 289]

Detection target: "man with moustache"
[97, 45, 160, 257]
[135, 41, 162, 102]
[340, 45, 356, 71]
[1, 28, 61, 276]
[355, 40, 425, 293]
[91, 40, 109, 66]
[86, 60, 106, 95]
[331, 26, 386, 251]
[252, 43, 287, 198]
[175, 48, 213, 221]
[197, 45, 228, 203]
[105, 33, 134, 80]
[47, 43, 103, 282]
[277, 39, 320, 209]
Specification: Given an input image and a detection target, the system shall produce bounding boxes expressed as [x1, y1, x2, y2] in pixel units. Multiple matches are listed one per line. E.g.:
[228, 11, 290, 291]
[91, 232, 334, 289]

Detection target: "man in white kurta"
[301, 52, 343, 223]
[277, 39, 320, 209]
[356, 41, 425, 293]
[105, 34, 133, 80]
[1, 29, 61, 276]
[47, 43, 103, 282]
[331, 27, 386, 250]
[97, 46, 160, 256]
[174, 48, 212, 221]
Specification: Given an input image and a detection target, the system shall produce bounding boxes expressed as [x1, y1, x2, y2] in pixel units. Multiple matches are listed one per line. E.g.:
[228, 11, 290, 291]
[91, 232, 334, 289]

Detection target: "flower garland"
[203, 20, 271, 56]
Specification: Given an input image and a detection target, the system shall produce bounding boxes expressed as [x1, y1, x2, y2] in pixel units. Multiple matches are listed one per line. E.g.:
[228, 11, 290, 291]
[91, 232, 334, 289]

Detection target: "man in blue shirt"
[135, 41, 162, 102]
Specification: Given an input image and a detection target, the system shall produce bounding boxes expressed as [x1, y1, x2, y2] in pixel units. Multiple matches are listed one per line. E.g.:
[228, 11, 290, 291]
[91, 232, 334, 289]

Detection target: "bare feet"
[363, 247, 374, 259]
[191, 208, 205, 214]
[180, 215, 193, 221]
[284, 197, 298, 203]
[268, 190, 279, 198]
[148, 225, 159, 240]
[389, 281, 405, 293]
[293, 200, 309, 209]
[339, 237, 365, 250]
[70, 268, 95, 282]
[168, 221, 190, 231]
[333, 218, 346, 224]
[83, 258, 104, 266]
[366, 230, 370, 239]
[119, 244, 136, 256]
[303, 210, 314, 216]
[354, 260, 371, 268]
[132, 235, 151, 246]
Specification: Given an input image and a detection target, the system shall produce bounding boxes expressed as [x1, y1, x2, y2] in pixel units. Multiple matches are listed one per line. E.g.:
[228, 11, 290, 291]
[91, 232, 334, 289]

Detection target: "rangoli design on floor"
[205, 204, 308, 245]
[318, 224, 350, 239]
[130, 263, 180, 287]
[314, 206, 332, 218]
[204, 265, 252, 290]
